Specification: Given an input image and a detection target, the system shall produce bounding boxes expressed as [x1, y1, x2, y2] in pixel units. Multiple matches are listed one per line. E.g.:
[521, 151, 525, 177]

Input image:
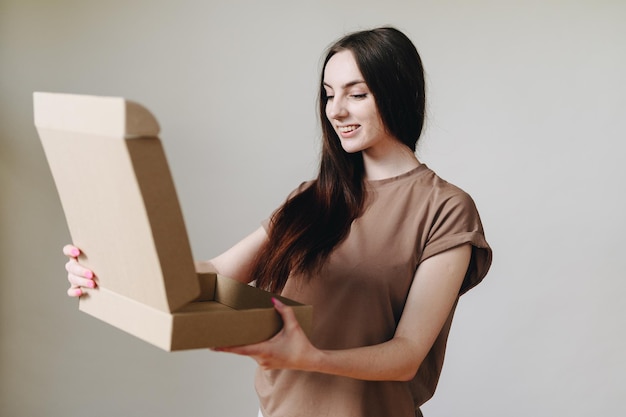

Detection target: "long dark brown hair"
[253, 27, 426, 293]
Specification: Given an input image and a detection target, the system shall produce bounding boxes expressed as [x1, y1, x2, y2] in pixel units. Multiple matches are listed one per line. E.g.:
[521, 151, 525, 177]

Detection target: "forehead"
[323, 50, 365, 87]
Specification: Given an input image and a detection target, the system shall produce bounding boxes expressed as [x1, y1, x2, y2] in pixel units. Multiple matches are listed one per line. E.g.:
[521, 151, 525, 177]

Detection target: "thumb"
[271, 297, 299, 330]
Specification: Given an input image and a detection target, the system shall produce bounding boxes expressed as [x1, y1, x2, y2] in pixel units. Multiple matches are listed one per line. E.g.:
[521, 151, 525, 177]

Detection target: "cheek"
[370, 108, 387, 132]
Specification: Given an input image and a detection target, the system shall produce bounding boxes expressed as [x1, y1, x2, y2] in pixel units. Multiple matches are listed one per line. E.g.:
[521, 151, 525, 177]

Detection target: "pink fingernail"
[74, 288, 83, 296]
[70, 248, 80, 257]
[271, 297, 282, 307]
[84, 270, 93, 279]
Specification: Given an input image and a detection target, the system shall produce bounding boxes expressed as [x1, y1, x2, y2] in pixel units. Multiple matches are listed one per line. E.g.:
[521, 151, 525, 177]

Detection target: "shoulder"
[415, 167, 492, 293]
[417, 166, 484, 227]
[399, 165, 480, 215]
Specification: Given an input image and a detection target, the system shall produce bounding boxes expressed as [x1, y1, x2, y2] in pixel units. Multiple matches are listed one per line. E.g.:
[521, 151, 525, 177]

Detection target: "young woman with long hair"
[64, 26, 492, 417]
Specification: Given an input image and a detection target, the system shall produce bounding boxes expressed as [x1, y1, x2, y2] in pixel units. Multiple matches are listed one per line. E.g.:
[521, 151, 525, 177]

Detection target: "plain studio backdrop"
[1, 1, 624, 416]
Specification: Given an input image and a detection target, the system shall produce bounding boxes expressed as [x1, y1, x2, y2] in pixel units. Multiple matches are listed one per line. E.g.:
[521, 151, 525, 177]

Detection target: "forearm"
[309, 337, 422, 382]
[196, 258, 253, 284]
[196, 226, 269, 284]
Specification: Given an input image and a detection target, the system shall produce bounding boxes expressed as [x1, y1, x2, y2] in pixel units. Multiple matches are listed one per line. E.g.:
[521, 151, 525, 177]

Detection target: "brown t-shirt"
[256, 164, 492, 417]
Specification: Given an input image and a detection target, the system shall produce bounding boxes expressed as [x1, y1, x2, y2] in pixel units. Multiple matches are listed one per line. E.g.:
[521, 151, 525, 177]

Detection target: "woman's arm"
[196, 226, 269, 284]
[64, 226, 269, 295]
[216, 243, 472, 382]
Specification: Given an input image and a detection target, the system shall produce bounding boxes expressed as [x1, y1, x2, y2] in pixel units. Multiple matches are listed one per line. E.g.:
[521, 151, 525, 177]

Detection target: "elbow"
[392, 358, 421, 382]
[395, 366, 419, 382]
[389, 338, 423, 382]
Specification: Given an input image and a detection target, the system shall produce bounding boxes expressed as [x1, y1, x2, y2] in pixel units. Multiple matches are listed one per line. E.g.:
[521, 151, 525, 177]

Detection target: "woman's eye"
[351, 93, 367, 99]
[326, 95, 334, 100]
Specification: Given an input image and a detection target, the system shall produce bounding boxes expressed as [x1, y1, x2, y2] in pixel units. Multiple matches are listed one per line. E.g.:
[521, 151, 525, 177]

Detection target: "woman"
[65, 27, 492, 417]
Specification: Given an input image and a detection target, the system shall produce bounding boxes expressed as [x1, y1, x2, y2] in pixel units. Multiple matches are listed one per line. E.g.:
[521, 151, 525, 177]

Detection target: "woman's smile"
[337, 124, 361, 136]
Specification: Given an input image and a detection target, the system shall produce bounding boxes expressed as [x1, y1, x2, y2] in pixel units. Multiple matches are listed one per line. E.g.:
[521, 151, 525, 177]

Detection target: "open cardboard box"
[34, 92, 312, 351]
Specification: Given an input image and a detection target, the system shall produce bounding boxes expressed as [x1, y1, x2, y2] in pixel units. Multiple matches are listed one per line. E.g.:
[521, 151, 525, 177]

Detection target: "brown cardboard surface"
[34, 92, 312, 351]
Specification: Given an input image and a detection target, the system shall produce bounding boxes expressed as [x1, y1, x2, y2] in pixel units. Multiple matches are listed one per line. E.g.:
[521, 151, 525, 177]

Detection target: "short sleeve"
[419, 191, 492, 295]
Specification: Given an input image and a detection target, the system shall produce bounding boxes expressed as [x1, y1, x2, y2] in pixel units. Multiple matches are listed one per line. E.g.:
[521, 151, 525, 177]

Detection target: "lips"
[338, 124, 360, 133]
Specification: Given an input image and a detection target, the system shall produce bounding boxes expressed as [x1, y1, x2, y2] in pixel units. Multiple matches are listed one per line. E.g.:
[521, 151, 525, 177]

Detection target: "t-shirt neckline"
[365, 163, 429, 188]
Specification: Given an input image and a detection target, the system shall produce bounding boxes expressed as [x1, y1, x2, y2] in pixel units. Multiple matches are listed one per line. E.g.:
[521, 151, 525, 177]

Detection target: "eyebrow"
[323, 80, 367, 89]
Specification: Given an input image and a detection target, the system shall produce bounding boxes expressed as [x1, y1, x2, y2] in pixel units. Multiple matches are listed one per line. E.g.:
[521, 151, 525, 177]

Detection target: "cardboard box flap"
[34, 92, 200, 312]
[33, 92, 159, 137]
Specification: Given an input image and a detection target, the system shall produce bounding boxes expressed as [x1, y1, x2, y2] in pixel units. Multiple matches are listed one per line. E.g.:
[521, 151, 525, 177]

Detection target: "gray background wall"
[1, 1, 625, 416]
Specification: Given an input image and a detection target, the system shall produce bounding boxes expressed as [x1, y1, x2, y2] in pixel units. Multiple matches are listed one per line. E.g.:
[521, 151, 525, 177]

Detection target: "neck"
[362, 140, 420, 180]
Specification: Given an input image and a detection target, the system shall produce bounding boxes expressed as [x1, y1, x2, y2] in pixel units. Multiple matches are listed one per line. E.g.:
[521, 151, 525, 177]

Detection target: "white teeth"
[338, 125, 358, 133]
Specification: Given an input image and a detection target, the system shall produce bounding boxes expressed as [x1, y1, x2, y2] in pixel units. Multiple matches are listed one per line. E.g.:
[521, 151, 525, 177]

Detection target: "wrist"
[305, 347, 329, 374]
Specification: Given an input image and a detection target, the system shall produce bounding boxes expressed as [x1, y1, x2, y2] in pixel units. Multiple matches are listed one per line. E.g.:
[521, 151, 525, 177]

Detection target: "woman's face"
[323, 50, 396, 156]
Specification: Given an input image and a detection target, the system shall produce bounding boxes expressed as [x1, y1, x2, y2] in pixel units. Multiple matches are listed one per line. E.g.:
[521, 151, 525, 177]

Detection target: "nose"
[326, 97, 348, 120]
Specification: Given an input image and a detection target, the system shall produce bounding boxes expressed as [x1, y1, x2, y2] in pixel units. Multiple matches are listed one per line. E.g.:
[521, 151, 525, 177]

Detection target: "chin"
[339, 141, 365, 154]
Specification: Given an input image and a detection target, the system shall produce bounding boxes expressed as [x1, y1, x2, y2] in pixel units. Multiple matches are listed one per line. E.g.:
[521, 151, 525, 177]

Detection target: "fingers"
[63, 244, 97, 296]
[271, 297, 299, 331]
[66, 259, 96, 287]
[62, 244, 81, 258]
[67, 286, 84, 297]
[65, 258, 93, 279]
